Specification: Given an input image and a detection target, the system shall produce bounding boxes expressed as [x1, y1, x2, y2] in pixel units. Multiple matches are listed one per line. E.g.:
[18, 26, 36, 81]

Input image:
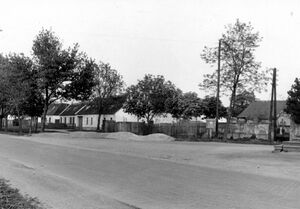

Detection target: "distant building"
[235, 100, 290, 140]
[238, 100, 289, 125]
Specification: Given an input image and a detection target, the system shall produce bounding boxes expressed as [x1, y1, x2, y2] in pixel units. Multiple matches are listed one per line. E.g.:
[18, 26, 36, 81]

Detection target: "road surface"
[0, 133, 299, 209]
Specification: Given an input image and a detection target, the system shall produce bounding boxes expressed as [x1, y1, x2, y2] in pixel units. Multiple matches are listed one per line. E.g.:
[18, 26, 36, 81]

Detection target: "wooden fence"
[104, 121, 208, 139]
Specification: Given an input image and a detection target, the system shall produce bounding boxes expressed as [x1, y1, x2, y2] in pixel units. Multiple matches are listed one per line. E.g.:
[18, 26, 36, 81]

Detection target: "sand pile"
[140, 133, 174, 142]
[101, 132, 175, 142]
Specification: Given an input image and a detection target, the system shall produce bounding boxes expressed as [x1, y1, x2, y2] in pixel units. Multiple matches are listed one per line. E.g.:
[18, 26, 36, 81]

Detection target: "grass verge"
[0, 178, 44, 209]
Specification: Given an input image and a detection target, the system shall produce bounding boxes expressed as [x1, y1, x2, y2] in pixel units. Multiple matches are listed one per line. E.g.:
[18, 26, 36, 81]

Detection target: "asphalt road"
[0, 134, 299, 209]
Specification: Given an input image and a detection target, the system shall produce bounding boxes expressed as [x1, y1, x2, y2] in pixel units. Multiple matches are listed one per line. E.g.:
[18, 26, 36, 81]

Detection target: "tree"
[232, 90, 255, 117]
[94, 62, 124, 131]
[0, 55, 10, 131]
[166, 91, 203, 120]
[32, 29, 94, 131]
[201, 96, 227, 119]
[63, 57, 97, 101]
[6, 53, 33, 134]
[181, 92, 203, 119]
[286, 78, 300, 124]
[21, 66, 44, 133]
[200, 19, 270, 138]
[123, 74, 177, 124]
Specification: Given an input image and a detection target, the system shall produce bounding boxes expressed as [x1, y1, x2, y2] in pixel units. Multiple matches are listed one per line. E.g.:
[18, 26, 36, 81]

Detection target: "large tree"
[286, 78, 300, 124]
[6, 54, 33, 134]
[32, 29, 94, 131]
[124, 74, 177, 124]
[200, 19, 270, 138]
[0, 55, 10, 131]
[93, 62, 124, 131]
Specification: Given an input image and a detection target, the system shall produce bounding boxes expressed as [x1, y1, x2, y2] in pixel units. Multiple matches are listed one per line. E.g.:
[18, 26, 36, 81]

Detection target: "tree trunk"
[34, 116, 38, 133]
[29, 116, 33, 136]
[0, 116, 2, 131]
[97, 111, 102, 131]
[5, 116, 8, 132]
[96, 99, 104, 131]
[17, 112, 22, 135]
[223, 87, 237, 140]
[41, 103, 48, 132]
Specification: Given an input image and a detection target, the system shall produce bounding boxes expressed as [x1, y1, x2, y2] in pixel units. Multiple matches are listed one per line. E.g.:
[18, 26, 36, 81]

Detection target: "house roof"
[47, 103, 69, 115]
[60, 103, 86, 116]
[238, 100, 287, 120]
[77, 97, 125, 115]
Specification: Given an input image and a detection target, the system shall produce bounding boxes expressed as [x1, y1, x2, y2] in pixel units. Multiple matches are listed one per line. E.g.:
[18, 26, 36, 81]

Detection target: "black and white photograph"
[0, 0, 300, 208]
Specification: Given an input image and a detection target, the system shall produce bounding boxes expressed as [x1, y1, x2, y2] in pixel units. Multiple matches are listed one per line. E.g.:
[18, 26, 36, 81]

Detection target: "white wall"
[46, 115, 61, 124]
[76, 114, 115, 130]
[114, 109, 139, 122]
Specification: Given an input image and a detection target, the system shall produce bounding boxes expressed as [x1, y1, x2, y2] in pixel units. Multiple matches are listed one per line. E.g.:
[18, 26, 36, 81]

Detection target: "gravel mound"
[140, 133, 175, 142]
[102, 132, 175, 142]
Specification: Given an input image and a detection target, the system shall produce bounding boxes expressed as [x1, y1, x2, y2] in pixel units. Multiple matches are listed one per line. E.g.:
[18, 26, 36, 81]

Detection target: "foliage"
[200, 19, 269, 96]
[21, 67, 44, 118]
[63, 57, 97, 101]
[124, 74, 178, 123]
[93, 62, 124, 130]
[201, 96, 227, 119]
[0, 55, 10, 121]
[32, 29, 94, 131]
[286, 78, 300, 124]
[6, 54, 32, 116]
[232, 90, 256, 117]
[166, 91, 203, 119]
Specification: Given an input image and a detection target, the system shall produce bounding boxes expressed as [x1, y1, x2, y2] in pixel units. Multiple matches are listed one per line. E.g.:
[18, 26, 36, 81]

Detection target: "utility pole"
[273, 68, 277, 142]
[215, 39, 221, 138]
[268, 68, 277, 144]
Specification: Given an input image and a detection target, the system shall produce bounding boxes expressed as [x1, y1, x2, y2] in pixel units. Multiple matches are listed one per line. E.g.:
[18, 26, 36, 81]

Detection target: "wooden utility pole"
[268, 68, 277, 144]
[273, 68, 277, 142]
[215, 39, 221, 138]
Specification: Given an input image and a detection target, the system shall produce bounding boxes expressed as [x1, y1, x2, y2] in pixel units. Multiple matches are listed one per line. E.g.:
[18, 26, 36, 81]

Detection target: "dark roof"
[77, 96, 125, 115]
[47, 103, 69, 115]
[238, 100, 287, 120]
[60, 103, 86, 116]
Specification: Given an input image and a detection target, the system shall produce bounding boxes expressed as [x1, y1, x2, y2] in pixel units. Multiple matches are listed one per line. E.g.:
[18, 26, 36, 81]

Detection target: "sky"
[0, 0, 300, 105]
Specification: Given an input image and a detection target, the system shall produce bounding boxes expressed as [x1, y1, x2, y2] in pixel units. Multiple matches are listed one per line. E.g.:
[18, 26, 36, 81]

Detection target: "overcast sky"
[0, 0, 299, 105]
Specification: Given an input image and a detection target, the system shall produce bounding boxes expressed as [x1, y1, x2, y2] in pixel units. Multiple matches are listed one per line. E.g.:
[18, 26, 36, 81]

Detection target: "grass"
[0, 178, 44, 209]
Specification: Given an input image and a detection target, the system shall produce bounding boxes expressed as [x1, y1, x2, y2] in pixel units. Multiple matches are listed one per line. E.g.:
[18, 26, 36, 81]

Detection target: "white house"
[46, 103, 69, 124]
[60, 103, 86, 128]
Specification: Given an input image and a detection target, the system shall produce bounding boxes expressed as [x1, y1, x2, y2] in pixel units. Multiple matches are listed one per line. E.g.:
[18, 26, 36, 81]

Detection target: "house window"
[91, 117, 93, 125]
[49, 117, 51, 123]
[60, 117, 63, 123]
[73, 117, 75, 124]
[64, 117, 66, 124]
[86, 117, 88, 125]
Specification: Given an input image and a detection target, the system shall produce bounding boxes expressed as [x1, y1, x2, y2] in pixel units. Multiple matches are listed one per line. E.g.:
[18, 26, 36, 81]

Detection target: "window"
[60, 117, 63, 123]
[64, 117, 66, 124]
[49, 118, 51, 123]
[86, 117, 88, 125]
[91, 117, 93, 125]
